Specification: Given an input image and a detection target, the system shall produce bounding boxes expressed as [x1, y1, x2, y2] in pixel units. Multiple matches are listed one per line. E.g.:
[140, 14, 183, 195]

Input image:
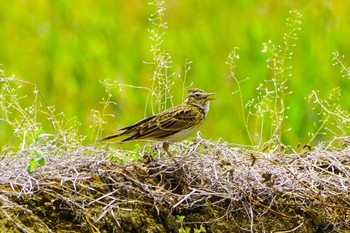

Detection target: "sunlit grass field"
[1, 0, 350, 149]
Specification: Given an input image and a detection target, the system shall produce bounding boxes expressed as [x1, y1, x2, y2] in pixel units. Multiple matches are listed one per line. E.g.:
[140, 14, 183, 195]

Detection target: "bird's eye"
[194, 93, 201, 98]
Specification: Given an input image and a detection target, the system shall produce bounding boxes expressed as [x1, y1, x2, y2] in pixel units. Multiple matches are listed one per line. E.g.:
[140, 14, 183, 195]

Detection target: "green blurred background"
[1, 0, 350, 148]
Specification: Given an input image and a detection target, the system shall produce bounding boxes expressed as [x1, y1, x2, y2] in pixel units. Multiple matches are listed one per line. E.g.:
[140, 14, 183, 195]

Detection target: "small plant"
[229, 10, 302, 150]
[147, 0, 175, 114]
[0, 74, 51, 154]
[176, 215, 188, 233]
[26, 150, 46, 173]
[0, 70, 86, 159]
[307, 53, 350, 146]
[90, 79, 119, 142]
[226, 48, 253, 145]
[96, 0, 179, 128]
[176, 215, 206, 233]
[332, 51, 350, 79]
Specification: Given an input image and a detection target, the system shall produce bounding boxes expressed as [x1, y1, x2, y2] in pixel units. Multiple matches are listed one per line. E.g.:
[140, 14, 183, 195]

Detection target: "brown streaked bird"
[98, 88, 215, 156]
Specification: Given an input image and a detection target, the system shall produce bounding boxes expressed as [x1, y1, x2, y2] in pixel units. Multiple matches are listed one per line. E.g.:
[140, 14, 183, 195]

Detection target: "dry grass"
[0, 135, 349, 232]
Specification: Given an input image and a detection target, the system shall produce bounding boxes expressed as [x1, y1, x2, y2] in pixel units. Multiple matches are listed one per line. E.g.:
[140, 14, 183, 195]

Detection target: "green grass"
[1, 0, 350, 149]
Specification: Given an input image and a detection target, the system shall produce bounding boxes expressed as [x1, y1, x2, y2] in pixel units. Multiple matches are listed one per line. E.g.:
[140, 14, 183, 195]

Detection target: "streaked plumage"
[99, 88, 215, 156]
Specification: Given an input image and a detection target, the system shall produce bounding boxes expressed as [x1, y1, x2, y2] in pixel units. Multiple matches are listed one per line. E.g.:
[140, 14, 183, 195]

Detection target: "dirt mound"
[0, 139, 349, 232]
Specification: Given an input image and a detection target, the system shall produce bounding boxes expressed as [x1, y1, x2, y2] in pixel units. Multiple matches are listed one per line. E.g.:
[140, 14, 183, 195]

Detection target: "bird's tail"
[97, 133, 123, 142]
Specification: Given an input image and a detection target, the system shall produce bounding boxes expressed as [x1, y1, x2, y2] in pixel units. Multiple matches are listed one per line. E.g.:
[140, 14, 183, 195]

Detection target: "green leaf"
[176, 215, 185, 223]
[37, 157, 46, 166]
[194, 225, 207, 233]
[26, 158, 39, 173]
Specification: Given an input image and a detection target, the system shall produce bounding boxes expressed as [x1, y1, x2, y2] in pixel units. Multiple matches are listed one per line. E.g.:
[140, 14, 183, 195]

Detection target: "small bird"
[99, 88, 215, 156]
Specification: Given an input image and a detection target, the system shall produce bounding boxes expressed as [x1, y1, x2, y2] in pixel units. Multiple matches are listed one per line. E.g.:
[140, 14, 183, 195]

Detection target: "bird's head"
[185, 88, 215, 114]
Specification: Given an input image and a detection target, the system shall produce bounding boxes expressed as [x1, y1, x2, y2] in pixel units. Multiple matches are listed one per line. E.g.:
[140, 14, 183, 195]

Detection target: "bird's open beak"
[205, 93, 215, 101]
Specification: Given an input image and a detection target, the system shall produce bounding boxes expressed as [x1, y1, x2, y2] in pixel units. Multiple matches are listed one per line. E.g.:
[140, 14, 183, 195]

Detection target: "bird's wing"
[98, 115, 157, 141]
[123, 104, 204, 141]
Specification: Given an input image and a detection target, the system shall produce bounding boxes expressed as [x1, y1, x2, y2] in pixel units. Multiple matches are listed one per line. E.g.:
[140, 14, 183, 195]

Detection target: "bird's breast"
[162, 123, 202, 142]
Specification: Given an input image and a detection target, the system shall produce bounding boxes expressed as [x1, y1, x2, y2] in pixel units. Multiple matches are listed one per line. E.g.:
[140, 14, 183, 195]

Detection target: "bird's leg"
[162, 142, 172, 157]
[163, 142, 179, 164]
